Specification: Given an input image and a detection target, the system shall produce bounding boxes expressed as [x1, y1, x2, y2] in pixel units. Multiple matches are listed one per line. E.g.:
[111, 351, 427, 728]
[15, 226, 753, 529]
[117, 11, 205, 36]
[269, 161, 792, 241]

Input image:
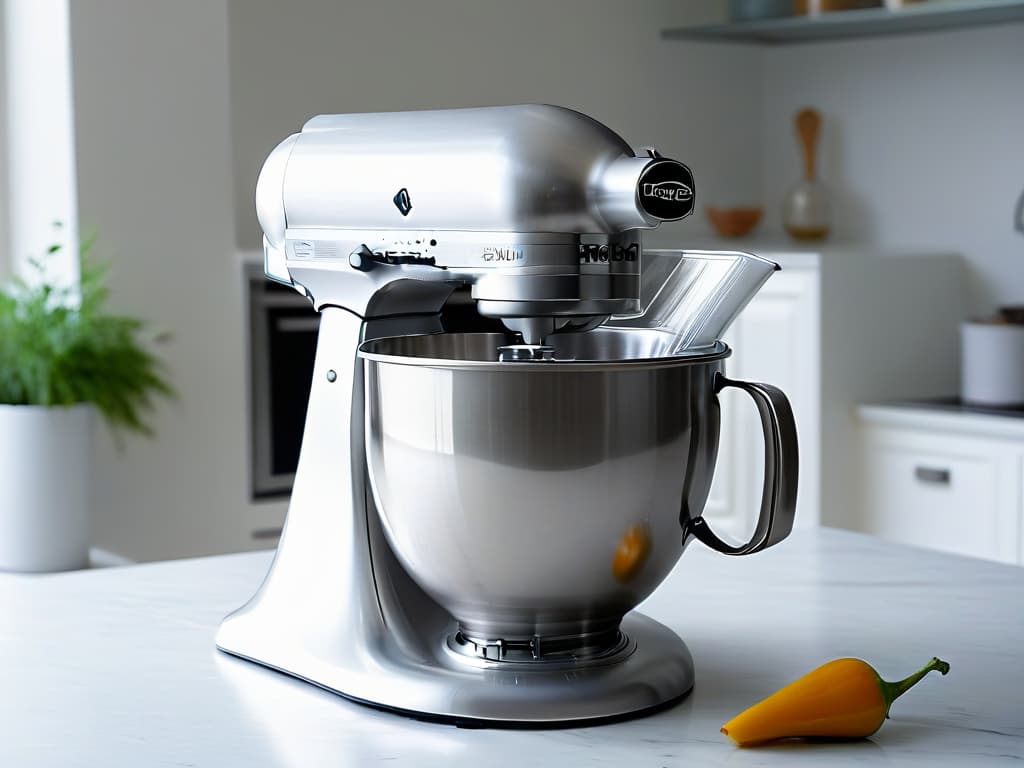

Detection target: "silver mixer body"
[216, 105, 797, 726]
[254, 104, 695, 343]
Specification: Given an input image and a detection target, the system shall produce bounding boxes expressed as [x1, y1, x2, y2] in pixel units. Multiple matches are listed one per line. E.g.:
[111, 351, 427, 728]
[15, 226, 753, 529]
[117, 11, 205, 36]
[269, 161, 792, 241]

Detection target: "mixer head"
[255, 104, 694, 344]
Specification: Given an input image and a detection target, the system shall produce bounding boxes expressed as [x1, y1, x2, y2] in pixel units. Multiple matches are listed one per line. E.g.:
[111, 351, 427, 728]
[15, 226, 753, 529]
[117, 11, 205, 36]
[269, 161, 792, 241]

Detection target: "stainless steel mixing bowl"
[359, 328, 797, 647]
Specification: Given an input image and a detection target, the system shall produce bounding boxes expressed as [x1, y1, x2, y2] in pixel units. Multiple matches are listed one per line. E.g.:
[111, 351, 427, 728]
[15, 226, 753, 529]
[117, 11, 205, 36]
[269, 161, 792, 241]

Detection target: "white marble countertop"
[2, 528, 1021, 766]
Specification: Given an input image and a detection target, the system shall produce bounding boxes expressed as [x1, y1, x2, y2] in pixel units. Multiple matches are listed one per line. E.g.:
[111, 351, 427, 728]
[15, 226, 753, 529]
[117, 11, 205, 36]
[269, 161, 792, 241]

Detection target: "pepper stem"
[880, 657, 950, 713]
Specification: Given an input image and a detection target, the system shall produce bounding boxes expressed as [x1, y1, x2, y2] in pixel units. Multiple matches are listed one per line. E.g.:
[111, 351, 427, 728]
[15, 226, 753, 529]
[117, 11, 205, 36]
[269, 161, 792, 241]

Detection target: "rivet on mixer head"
[326, 370, 337, 383]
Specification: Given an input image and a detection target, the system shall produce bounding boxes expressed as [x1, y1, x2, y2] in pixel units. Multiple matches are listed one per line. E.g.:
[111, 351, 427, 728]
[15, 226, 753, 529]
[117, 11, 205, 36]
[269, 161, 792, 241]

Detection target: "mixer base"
[218, 611, 694, 727]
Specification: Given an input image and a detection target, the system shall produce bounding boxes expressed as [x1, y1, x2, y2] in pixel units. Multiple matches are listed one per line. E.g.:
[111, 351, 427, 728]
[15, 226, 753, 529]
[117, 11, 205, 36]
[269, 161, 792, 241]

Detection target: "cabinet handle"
[914, 466, 951, 485]
[251, 527, 283, 541]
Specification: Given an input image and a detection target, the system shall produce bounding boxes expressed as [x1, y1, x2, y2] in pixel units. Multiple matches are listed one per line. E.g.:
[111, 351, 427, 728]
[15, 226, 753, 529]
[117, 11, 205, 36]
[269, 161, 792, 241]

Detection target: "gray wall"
[228, 0, 758, 251]
[71, 0, 248, 560]
[759, 23, 1024, 315]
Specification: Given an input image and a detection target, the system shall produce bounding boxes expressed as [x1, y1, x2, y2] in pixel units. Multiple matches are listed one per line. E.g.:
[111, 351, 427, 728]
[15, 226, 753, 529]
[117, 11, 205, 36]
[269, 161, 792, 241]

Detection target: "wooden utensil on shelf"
[796, 108, 820, 183]
[784, 107, 830, 241]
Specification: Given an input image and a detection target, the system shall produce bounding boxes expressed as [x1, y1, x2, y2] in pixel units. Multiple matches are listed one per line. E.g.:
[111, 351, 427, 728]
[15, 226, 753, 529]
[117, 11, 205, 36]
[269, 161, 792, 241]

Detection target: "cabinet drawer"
[860, 437, 1017, 563]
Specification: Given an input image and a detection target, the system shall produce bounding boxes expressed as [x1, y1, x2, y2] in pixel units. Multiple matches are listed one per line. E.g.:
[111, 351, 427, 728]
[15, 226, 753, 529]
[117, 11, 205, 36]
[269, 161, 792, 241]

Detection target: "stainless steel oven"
[246, 263, 319, 498]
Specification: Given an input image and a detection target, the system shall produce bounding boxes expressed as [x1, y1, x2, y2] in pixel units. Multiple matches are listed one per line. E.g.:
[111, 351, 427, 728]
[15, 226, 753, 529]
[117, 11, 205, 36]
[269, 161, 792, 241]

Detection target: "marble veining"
[1, 528, 1021, 766]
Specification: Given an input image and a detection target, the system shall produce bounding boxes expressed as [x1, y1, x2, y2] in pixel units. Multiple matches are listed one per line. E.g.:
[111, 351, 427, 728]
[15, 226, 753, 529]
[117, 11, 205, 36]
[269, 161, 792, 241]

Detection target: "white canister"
[961, 322, 1024, 407]
[0, 404, 94, 572]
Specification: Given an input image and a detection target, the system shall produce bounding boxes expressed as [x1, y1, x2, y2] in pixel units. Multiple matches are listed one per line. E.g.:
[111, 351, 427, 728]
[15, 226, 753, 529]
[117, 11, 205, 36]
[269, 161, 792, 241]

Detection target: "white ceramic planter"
[0, 404, 95, 572]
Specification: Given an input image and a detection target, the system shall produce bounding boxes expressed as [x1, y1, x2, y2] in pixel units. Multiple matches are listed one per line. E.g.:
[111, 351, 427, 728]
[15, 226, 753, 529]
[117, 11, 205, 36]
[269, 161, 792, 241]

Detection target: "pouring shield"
[608, 249, 778, 353]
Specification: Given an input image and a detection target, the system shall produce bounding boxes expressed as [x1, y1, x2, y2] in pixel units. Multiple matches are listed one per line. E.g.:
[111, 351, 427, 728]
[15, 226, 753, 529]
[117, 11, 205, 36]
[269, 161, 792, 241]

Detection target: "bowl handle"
[687, 374, 799, 555]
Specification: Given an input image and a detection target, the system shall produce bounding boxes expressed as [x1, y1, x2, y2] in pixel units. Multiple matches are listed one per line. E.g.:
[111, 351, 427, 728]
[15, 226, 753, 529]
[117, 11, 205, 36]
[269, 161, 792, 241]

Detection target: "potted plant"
[0, 232, 172, 572]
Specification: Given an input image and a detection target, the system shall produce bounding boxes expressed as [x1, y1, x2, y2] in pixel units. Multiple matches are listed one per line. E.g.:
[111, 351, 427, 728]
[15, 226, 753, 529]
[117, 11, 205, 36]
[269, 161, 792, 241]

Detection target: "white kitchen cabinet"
[857, 405, 1023, 565]
[681, 242, 964, 540]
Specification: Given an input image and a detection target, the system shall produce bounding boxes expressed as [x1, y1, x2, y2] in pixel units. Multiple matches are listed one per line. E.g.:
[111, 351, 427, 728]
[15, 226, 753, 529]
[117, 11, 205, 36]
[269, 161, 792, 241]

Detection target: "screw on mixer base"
[446, 627, 631, 666]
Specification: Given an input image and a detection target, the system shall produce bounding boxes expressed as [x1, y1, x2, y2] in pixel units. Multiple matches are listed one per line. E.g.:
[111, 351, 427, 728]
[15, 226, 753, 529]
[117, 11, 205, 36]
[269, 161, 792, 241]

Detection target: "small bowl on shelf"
[705, 206, 763, 238]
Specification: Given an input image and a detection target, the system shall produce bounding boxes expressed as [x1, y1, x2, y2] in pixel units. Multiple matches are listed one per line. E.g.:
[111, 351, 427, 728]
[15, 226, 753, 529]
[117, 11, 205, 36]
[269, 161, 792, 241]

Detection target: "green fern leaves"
[0, 235, 173, 435]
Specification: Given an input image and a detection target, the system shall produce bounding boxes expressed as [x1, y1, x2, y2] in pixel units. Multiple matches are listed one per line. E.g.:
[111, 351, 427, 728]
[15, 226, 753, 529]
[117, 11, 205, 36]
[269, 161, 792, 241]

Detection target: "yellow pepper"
[721, 657, 950, 746]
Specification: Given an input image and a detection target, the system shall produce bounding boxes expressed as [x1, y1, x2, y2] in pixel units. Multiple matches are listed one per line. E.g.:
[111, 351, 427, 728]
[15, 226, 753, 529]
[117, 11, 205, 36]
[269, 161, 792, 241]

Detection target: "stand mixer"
[217, 105, 799, 726]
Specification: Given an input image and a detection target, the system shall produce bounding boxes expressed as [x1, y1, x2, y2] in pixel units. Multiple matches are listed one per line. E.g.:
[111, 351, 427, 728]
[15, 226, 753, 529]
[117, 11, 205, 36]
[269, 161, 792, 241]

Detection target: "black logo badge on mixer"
[393, 188, 412, 217]
[637, 160, 694, 221]
[579, 243, 639, 263]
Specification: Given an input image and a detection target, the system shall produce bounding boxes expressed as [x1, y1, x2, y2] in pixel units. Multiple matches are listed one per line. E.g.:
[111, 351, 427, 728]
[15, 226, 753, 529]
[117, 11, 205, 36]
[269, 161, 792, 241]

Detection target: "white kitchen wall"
[70, 0, 247, 560]
[228, 0, 757, 251]
[758, 22, 1024, 315]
